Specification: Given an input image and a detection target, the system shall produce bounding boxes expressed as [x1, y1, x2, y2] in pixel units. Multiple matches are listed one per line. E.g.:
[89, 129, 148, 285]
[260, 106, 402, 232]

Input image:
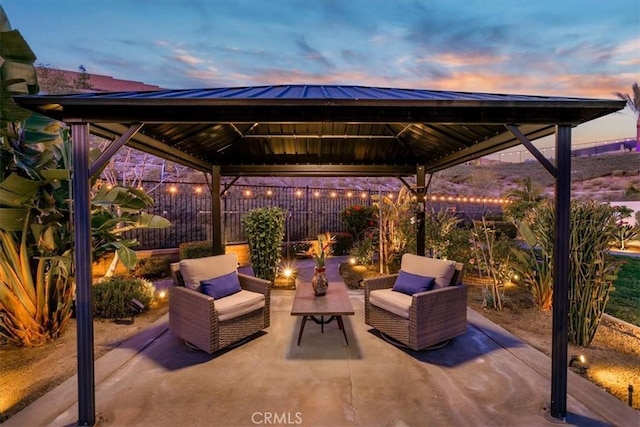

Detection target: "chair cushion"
[215, 290, 265, 322]
[200, 272, 242, 299]
[401, 253, 456, 289]
[392, 270, 435, 295]
[369, 288, 412, 319]
[179, 253, 238, 290]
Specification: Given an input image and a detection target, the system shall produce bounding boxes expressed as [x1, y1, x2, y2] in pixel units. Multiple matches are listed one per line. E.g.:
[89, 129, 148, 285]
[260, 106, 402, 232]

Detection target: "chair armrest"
[363, 274, 398, 293]
[169, 286, 218, 333]
[410, 284, 467, 322]
[238, 273, 270, 295]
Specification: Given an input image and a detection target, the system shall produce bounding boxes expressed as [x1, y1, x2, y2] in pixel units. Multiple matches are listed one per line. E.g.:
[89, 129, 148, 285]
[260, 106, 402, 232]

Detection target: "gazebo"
[15, 85, 626, 425]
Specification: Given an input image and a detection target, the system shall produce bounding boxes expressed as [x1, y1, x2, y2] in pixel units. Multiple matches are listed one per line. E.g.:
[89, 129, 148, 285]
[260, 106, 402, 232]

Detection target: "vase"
[311, 267, 328, 296]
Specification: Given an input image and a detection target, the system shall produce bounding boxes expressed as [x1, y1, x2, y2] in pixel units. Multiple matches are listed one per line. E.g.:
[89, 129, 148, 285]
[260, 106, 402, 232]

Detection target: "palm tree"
[615, 82, 639, 151]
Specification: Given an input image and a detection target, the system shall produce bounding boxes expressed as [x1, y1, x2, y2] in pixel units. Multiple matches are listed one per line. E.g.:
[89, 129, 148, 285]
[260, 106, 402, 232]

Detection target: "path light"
[569, 354, 589, 374]
[283, 268, 294, 278]
[349, 257, 357, 265]
[158, 290, 167, 299]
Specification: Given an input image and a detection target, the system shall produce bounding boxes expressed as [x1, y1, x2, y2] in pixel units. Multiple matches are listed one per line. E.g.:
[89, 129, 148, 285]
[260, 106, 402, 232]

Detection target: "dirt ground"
[0, 301, 168, 422]
[341, 263, 640, 411]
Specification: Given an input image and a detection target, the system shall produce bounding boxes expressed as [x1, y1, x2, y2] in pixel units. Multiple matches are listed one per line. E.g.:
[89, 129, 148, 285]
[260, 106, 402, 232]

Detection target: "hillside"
[109, 147, 640, 201]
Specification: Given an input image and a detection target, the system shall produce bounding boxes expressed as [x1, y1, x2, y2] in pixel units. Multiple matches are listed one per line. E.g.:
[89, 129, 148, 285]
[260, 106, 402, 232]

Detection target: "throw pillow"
[200, 272, 242, 299]
[392, 270, 436, 296]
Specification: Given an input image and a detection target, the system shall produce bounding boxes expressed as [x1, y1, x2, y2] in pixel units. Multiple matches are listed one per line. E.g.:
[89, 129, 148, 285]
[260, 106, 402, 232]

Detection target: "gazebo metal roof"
[15, 84, 624, 176]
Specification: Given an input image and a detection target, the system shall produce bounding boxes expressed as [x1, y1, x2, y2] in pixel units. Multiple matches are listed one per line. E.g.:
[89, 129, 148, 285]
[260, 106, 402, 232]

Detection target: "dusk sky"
[3, 0, 639, 149]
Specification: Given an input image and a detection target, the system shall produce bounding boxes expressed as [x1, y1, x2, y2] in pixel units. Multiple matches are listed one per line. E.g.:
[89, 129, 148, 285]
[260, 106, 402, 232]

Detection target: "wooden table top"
[291, 282, 355, 316]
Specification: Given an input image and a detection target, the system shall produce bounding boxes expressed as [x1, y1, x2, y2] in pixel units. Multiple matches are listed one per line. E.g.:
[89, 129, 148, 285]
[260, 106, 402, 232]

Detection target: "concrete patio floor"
[6, 258, 639, 427]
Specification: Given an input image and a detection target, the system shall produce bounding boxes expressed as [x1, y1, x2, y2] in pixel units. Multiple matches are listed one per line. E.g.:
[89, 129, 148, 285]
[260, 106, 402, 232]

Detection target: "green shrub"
[291, 240, 311, 254]
[492, 221, 518, 239]
[341, 205, 378, 241]
[332, 232, 353, 255]
[179, 240, 214, 260]
[243, 207, 286, 283]
[350, 234, 376, 265]
[134, 256, 170, 279]
[93, 277, 155, 319]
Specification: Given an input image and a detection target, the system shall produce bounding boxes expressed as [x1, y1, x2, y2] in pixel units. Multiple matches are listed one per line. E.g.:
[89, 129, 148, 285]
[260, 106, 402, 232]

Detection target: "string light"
[330, 191, 337, 198]
[388, 193, 394, 199]
[314, 191, 320, 197]
[169, 186, 177, 194]
[194, 186, 203, 194]
[360, 192, 367, 199]
[295, 190, 303, 197]
[244, 190, 252, 197]
[346, 191, 353, 198]
[266, 189, 273, 196]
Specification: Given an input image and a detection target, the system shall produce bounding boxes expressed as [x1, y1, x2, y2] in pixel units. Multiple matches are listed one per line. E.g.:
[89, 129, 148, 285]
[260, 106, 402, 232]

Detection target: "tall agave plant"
[530, 201, 621, 347]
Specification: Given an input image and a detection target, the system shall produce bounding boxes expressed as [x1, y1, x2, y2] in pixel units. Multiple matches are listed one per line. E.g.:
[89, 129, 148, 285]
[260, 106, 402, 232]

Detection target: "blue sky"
[2, 0, 639, 147]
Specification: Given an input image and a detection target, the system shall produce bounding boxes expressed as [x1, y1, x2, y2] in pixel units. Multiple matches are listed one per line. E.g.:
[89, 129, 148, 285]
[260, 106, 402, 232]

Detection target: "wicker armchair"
[169, 255, 270, 354]
[364, 255, 466, 351]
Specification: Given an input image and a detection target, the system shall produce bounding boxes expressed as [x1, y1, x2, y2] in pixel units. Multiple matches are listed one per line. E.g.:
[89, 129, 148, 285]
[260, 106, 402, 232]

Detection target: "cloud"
[171, 49, 204, 66]
[295, 36, 334, 69]
[429, 52, 507, 67]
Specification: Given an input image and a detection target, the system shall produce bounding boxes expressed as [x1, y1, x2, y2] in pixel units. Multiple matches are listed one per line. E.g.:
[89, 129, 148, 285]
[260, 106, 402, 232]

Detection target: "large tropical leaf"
[0, 173, 41, 206]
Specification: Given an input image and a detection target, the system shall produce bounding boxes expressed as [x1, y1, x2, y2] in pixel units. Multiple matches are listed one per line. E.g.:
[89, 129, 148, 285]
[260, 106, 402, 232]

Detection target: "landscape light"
[283, 268, 293, 278]
[349, 257, 356, 265]
[569, 354, 589, 374]
[158, 290, 167, 299]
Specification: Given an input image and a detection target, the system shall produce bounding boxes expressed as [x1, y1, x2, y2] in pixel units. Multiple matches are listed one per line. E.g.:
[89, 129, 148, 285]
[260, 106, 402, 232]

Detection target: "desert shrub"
[609, 182, 623, 191]
[134, 256, 171, 279]
[341, 205, 378, 241]
[179, 240, 214, 260]
[332, 232, 354, 255]
[93, 277, 155, 319]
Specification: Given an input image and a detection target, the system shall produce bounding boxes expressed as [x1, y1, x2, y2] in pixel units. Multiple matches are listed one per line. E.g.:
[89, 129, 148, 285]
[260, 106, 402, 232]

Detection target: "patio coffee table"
[291, 281, 355, 345]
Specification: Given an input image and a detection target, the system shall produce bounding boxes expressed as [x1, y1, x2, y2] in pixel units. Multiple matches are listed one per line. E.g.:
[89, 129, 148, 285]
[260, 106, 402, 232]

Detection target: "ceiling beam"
[219, 164, 416, 177]
[426, 124, 557, 173]
[90, 123, 212, 172]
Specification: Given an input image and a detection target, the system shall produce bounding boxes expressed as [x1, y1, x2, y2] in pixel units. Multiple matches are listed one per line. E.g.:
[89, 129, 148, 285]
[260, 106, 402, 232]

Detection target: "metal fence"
[127, 181, 503, 250]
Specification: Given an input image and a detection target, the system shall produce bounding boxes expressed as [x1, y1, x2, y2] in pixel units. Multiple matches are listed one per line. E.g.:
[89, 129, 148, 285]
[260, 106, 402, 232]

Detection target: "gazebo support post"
[71, 123, 96, 426]
[211, 165, 224, 255]
[551, 125, 571, 419]
[416, 165, 426, 256]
